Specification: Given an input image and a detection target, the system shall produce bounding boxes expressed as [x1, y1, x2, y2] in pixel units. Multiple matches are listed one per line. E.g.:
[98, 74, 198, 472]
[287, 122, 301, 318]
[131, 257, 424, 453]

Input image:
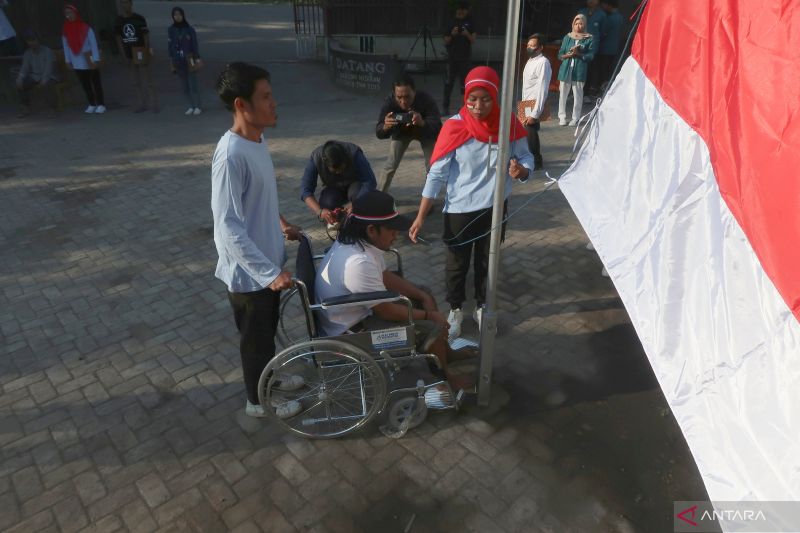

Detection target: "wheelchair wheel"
[385, 394, 427, 432]
[258, 339, 388, 439]
[276, 288, 312, 349]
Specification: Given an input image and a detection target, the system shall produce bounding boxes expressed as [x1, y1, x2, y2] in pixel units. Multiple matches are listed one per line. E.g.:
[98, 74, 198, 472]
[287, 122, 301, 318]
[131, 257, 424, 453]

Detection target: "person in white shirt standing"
[211, 62, 304, 419]
[520, 34, 552, 171]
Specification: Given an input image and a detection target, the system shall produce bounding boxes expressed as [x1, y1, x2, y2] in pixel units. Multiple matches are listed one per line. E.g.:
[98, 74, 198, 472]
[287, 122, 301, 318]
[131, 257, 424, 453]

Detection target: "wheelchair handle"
[291, 278, 318, 339]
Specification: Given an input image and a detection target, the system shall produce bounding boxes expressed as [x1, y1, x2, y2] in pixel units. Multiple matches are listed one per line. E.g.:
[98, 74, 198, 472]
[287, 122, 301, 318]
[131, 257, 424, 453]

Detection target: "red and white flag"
[560, 0, 800, 501]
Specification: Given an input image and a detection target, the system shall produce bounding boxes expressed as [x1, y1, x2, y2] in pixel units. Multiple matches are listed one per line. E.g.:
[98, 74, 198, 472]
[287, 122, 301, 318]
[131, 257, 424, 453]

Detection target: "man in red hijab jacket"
[409, 66, 534, 340]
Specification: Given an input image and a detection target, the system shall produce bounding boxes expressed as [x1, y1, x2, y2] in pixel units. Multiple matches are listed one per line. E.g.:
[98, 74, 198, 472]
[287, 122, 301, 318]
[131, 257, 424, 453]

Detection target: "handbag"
[517, 98, 551, 123]
[187, 54, 202, 72]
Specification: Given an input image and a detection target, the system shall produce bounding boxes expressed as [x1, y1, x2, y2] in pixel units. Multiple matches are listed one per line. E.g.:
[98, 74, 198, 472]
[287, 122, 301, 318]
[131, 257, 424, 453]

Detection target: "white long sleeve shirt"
[211, 131, 287, 293]
[62, 28, 100, 71]
[521, 54, 552, 119]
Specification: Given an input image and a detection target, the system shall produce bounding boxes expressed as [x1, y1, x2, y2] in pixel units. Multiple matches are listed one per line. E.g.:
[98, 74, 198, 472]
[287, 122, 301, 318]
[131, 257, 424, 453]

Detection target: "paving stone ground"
[0, 1, 713, 532]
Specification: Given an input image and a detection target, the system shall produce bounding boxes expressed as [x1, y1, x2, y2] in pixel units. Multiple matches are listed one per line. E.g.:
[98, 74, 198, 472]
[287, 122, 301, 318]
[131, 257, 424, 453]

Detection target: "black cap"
[351, 190, 412, 231]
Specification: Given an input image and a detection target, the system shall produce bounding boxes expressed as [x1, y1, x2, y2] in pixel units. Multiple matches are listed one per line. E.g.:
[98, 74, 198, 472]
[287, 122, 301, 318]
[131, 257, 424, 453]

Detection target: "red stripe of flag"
[632, 0, 800, 319]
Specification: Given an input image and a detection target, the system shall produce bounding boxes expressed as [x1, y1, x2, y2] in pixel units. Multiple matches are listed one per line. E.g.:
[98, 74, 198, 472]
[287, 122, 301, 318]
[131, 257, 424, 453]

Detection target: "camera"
[393, 112, 413, 125]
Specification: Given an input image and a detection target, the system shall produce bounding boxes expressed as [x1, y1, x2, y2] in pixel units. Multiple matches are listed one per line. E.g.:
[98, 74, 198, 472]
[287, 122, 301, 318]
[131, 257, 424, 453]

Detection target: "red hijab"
[430, 66, 527, 164]
[63, 4, 90, 55]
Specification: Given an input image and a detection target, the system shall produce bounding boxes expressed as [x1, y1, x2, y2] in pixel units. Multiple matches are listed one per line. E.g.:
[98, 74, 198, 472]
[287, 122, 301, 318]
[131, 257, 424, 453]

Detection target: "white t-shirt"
[315, 241, 387, 336]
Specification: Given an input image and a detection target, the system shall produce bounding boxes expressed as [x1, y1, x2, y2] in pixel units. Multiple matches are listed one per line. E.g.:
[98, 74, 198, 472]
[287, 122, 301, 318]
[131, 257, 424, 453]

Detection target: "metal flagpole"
[477, 0, 523, 407]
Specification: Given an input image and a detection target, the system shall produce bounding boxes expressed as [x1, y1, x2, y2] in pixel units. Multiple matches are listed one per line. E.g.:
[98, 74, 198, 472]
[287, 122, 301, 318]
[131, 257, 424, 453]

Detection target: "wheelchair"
[258, 234, 462, 439]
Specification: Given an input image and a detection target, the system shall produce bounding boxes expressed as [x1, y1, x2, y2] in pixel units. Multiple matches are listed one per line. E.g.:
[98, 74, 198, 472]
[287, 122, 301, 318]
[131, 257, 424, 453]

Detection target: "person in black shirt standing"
[376, 74, 441, 192]
[441, 1, 476, 116]
[115, 0, 158, 113]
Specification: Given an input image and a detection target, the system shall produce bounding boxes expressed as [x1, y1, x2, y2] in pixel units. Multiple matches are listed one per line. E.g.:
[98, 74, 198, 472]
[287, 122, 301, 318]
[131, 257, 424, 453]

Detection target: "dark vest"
[310, 142, 362, 188]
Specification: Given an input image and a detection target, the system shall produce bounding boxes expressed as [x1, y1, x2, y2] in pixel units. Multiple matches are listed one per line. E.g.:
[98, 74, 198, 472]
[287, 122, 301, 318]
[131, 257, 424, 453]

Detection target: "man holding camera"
[376, 74, 441, 192]
[441, 1, 476, 116]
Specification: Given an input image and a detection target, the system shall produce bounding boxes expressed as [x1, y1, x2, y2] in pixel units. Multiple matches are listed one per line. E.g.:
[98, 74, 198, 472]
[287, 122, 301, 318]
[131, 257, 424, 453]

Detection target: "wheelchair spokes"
[259, 340, 387, 439]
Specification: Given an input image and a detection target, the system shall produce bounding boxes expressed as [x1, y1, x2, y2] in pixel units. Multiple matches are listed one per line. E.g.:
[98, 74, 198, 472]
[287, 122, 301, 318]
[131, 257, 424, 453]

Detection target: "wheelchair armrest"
[320, 291, 401, 309]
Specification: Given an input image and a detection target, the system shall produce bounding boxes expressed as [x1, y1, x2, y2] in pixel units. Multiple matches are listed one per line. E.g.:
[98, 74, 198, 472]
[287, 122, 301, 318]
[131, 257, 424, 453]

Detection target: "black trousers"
[318, 181, 363, 210]
[596, 54, 617, 90]
[75, 69, 105, 106]
[443, 59, 471, 112]
[17, 77, 55, 108]
[443, 202, 507, 309]
[525, 121, 542, 169]
[227, 287, 281, 404]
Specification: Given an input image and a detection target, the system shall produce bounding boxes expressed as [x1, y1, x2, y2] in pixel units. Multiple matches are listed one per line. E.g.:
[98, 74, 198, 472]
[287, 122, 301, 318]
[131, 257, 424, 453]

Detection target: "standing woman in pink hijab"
[62, 3, 106, 113]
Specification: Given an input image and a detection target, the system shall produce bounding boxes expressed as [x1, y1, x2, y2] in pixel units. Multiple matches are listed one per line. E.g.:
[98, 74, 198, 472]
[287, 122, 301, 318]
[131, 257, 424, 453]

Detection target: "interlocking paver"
[135, 472, 171, 508]
[0, 1, 714, 531]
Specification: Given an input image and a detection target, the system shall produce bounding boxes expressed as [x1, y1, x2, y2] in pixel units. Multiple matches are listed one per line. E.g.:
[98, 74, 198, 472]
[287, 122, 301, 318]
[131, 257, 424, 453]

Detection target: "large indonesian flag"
[560, 0, 800, 500]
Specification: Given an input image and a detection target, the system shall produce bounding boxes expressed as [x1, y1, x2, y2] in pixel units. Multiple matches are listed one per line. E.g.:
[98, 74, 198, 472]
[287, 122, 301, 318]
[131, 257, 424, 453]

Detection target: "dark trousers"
[442, 59, 471, 112]
[227, 287, 281, 404]
[17, 77, 55, 108]
[178, 69, 201, 108]
[443, 202, 506, 309]
[525, 121, 542, 169]
[379, 137, 435, 192]
[596, 54, 617, 90]
[75, 69, 105, 106]
[318, 181, 363, 210]
[129, 63, 158, 109]
[0, 37, 19, 57]
[586, 59, 602, 95]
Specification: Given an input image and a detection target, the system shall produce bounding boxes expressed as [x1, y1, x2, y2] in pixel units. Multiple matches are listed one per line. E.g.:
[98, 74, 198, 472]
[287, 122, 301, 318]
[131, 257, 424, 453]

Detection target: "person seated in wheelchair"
[300, 140, 377, 228]
[314, 190, 477, 390]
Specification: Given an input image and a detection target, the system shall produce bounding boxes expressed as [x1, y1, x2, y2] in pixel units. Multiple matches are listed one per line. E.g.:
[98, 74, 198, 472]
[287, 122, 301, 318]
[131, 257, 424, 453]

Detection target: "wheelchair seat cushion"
[320, 290, 399, 308]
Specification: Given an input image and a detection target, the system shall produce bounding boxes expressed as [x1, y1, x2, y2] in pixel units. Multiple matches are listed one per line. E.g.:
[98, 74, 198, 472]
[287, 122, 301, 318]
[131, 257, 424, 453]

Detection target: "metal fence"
[297, 0, 594, 41]
[293, 0, 325, 58]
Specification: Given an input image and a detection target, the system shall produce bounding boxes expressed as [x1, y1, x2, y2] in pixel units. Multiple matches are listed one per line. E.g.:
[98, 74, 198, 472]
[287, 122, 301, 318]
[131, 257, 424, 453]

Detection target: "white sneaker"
[558, 118, 567, 126]
[274, 374, 305, 391]
[84, 105, 96, 114]
[94, 105, 106, 114]
[245, 400, 267, 418]
[473, 307, 483, 330]
[245, 399, 302, 419]
[447, 308, 463, 339]
[185, 107, 195, 115]
[192, 107, 202, 115]
[568, 119, 577, 126]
